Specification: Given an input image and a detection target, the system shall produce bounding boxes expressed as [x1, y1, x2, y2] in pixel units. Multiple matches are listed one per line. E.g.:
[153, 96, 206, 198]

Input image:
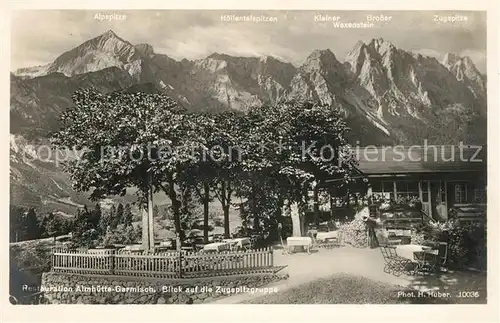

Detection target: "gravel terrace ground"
[210, 246, 487, 304]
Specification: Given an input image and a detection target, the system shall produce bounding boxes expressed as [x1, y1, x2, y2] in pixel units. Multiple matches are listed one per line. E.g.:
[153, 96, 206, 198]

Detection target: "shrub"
[338, 218, 368, 248]
[102, 224, 140, 246]
[413, 220, 486, 270]
[446, 222, 486, 270]
[69, 228, 99, 249]
[10, 243, 52, 274]
[409, 231, 426, 245]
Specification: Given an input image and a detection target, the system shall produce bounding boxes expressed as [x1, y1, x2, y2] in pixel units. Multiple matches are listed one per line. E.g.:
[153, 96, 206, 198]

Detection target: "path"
[210, 246, 486, 304]
[210, 247, 406, 304]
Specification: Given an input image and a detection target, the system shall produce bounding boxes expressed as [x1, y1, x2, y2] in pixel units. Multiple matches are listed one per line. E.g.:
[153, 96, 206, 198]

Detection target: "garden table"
[286, 237, 313, 254]
[306, 229, 318, 239]
[395, 244, 436, 261]
[316, 231, 339, 241]
[222, 238, 251, 250]
[122, 244, 144, 251]
[203, 242, 231, 252]
[387, 229, 412, 236]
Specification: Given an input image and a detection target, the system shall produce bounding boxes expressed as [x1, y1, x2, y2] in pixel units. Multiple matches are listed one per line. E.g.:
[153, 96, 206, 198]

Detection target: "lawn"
[243, 273, 482, 304]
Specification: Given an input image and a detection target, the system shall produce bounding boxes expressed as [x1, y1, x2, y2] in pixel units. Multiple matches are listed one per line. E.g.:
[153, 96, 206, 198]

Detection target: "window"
[395, 181, 419, 199]
[372, 181, 394, 200]
[421, 181, 429, 202]
[434, 181, 446, 203]
[474, 187, 486, 203]
[454, 184, 467, 204]
[438, 185, 446, 203]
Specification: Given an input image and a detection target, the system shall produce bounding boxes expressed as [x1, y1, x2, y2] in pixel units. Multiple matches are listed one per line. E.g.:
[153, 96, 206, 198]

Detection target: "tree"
[90, 203, 102, 231]
[182, 113, 215, 243]
[108, 205, 117, 230]
[115, 203, 124, 228]
[233, 104, 285, 238]
[210, 212, 224, 227]
[102, 223, 138, 246]
[211, 111, 243, 238]
[159, 206, 170, 220]
[236, 100, 359, 240]
[9, 206, 24, 242]
[51, 88, 200, 248]
[22, 208, 40, 241]
[184, 168, 213, 243]
[177, 184, 199, 233]
[153, 111, 208, 243]
[122, 203, 134, 227]
[60, 218, 74, 235]
[72, 207, 99, 247]
[98, 208, 111, 235]
[43, 213, 63, 237]
[153, 205, 159, 219]
[184, 111, 243, 239]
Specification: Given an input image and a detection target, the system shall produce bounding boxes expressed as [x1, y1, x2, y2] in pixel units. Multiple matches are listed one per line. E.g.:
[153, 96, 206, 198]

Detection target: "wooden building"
[320, 145, 487, 222]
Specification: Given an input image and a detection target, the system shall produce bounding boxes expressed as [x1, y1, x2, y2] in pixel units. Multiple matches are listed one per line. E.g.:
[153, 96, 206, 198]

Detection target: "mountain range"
[10, 30, 487, 214]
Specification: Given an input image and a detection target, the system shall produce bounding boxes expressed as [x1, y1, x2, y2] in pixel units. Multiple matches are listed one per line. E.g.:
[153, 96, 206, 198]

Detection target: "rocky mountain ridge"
[12, 31, 486, 144]
[10, 31, 487, 214]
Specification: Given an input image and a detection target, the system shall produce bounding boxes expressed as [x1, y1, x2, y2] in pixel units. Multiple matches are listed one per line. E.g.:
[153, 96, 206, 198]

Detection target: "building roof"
[353, 146, 486, 175]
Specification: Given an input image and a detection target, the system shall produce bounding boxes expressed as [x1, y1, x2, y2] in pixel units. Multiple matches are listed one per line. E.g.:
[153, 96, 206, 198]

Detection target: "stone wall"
[40, 271, 288, 304]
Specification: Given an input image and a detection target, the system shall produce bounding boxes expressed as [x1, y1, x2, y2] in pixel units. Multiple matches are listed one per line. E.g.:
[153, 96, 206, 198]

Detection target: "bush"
[338, 218, 368, 248]
[413, 220, 486, 270]
[409, 231, 426, 245]
[102, 224, 140, 246]
[10, 243, 52, 274]
[447, 222, 486, 270]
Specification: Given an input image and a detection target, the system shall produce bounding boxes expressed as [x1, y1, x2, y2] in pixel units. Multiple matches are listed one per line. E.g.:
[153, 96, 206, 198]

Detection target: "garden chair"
[412, 242, 448, 275]
[387, 231, 402, 245]
[380, 244, 397, 274]
[279, 234, 290, 255]
[435, 242, 448, 272]
[412, 250, 438, 275]
[380, 245, 412, 276]
[322, 237, 340, 249]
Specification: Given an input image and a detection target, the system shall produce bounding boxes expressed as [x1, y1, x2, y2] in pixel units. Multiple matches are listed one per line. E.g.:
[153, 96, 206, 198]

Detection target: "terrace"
[212, 246, 487, 304]
[40, 224, 486, 305]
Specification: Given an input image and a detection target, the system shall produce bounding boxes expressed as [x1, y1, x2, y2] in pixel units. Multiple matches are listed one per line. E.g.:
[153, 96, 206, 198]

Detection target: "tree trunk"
[223, 205, 230, 238]
[180, 186, 191, 217]
[147, 172, 154, 252]
[166, 176, 183, 243]
[203, 182, 210, 244]
[275, 197, 284, 241]
[250, 185, 259, 232]
[141, 201, 150, 251]
[290, 202, 301, 237]
[221, 180, 231, 238]
[313, 186, 320, 225]
[141, 206, 149, 250]
[329, 188, 335, 220]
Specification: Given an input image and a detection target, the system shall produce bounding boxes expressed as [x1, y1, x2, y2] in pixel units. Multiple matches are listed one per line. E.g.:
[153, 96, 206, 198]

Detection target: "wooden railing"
[51, 247, 275, 278]
[182, 248, 273, 278]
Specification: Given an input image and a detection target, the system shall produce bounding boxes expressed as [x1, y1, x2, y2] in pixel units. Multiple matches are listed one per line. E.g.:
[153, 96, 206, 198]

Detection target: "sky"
[11, 10, 487, 72]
